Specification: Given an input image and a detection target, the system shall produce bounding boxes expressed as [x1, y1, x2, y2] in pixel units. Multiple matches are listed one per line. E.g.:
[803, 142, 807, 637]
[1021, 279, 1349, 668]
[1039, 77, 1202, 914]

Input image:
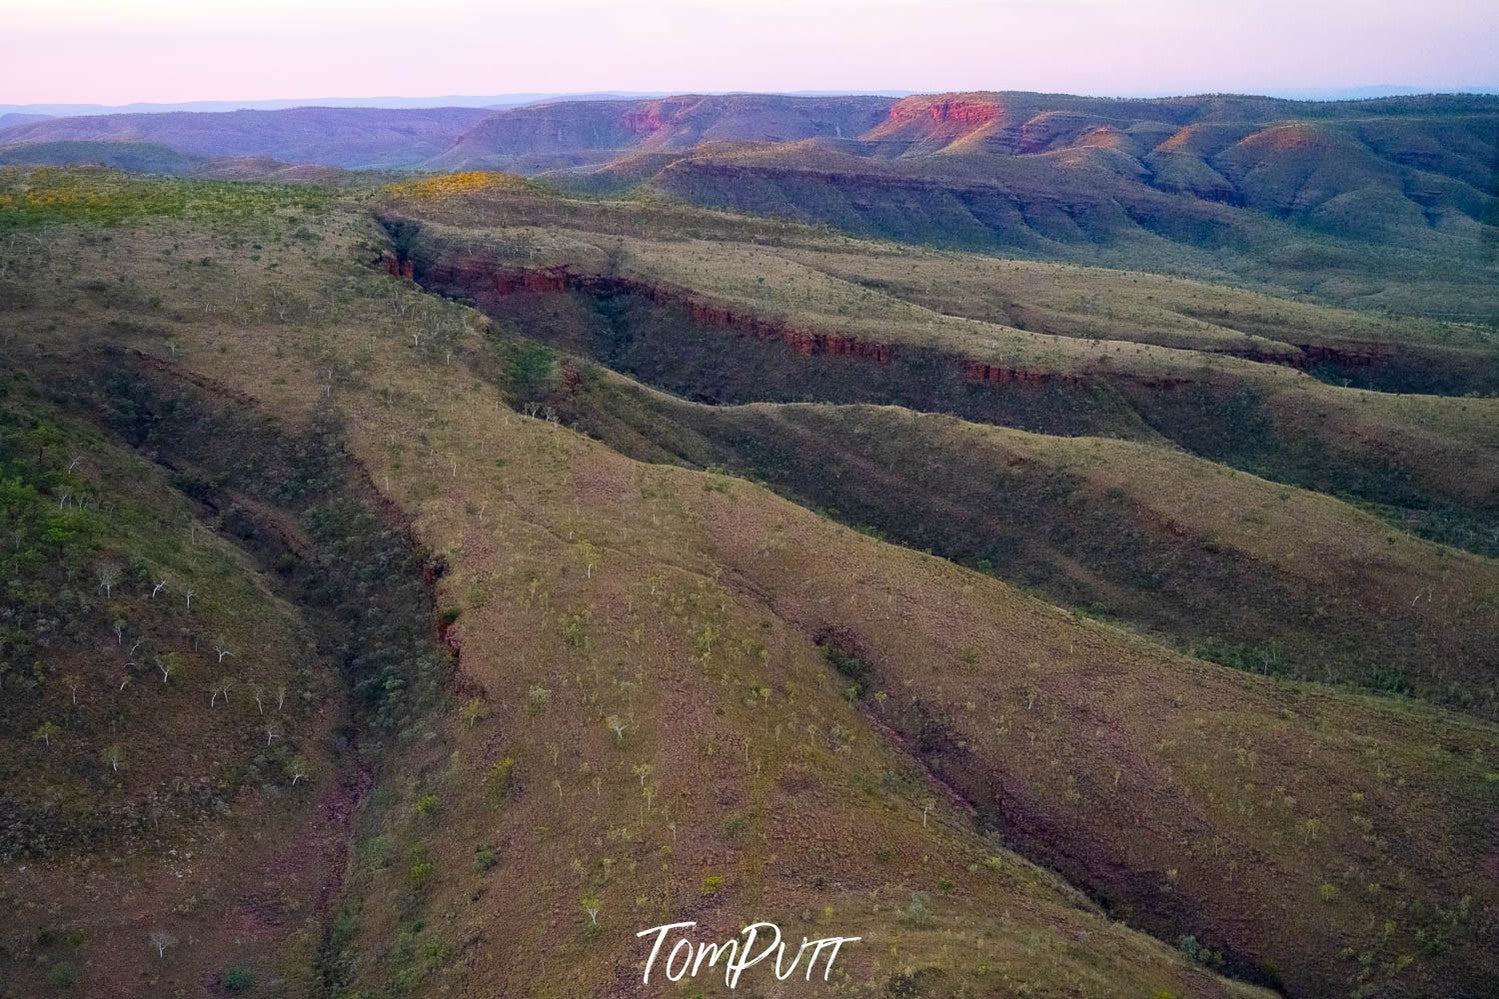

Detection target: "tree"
[33, 720, 60, 748]
[184, 589, 197, 612]
[25, 422, 65, 465]
[288, 755, 311, 786]
[62, 673, 82, 705]
[460, 697, 489, 728]
[251, 683, 265, 714]
[148, 930, 176, 958]
[151, 580, 167, 598]
[605, 715, 627, 744]
[211, 676, 234, 707]
[577, 539, 600, 579]
[580, 895, 601, 926]
[633, 762, 654, 787]
[156, 651, 183, 684]
[921, 796, 936, 828]
[101, 744, 123, 772]
[96, 563, 121, 598]
[215, 646, 234, 664]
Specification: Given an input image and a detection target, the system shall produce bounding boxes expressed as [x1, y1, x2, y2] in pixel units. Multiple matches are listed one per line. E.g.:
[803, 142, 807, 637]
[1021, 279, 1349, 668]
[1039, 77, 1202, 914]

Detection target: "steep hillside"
[523, 380, 1499, 716]
[0, 373, 377, 997]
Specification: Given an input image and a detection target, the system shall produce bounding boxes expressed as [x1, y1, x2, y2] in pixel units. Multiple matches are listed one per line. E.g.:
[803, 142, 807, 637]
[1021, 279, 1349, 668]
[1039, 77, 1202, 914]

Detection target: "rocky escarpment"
[387, 234, 1499, 557]
[401, 248, 1384, 397]
[891, 96, 1004, 128]
[414, 255, 899, 364]
[384, 234, 1146, 438]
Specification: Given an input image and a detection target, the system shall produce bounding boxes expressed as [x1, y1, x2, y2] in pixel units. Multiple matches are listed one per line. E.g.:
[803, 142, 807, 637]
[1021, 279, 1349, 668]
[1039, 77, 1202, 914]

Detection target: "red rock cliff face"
[926, 99, 1001, 126]
[963, 360, 1083, 388]
[376, 251, 413, 280]
[622, 109, 668, 134]
[418, 254, 897, 366]
[406, 252, 1133, 393]
[882, 95, 1005, 135]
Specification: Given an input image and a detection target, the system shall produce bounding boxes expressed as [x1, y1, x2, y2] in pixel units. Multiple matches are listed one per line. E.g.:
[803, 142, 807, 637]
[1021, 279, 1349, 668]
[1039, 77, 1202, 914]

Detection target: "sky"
[2, 0, 1496, 105]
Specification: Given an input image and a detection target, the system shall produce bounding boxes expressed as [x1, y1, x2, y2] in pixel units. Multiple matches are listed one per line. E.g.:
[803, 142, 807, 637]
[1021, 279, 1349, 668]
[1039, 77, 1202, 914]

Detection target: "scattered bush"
[219, 967, 255, 992]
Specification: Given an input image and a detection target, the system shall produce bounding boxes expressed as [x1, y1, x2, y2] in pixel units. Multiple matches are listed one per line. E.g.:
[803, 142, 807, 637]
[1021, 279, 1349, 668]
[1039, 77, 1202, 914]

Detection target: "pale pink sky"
[2, 0, 1496, 105]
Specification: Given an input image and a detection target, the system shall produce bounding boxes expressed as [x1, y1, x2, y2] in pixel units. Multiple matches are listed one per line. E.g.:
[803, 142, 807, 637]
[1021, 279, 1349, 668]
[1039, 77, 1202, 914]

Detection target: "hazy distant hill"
[0, 106, 491, 169]
[549, 92, 1497, 238]
[425, 93, 896, 172]
[0, 140, 203, 174]
[0, 112, 53, 131]
[526, 91, 1499, 315]
[5, 91, 1494, 314]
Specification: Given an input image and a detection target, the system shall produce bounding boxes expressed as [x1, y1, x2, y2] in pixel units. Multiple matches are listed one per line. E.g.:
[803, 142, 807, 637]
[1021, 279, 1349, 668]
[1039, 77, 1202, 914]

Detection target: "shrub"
[408, 848, 435, 889]
[486, 756, 517, 805]
[1176, 934, 1223, 967]
[46, 961, 77, 989]
[823, 643, 866, 685]
[219, 968, 255, 992]
[904, 892, 932, 926]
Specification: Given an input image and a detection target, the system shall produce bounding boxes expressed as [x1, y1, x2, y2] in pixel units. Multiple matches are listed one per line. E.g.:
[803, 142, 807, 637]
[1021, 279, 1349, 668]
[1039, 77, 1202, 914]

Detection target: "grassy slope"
[4, 169, 1498, 998]
[0, 379, 343, 997]
[0, 170, 1272, 999]
[270, 258, 1499, 998]
[382, 185, 1499, 554]
[775, 249, 1499, 394]
[534, 375, 1499, 714]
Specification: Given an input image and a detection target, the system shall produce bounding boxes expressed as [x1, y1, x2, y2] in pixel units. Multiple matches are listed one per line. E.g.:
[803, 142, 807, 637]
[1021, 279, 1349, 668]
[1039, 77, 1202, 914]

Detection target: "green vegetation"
[1, 164, 1495, 999]
[0, 166, 333, 234]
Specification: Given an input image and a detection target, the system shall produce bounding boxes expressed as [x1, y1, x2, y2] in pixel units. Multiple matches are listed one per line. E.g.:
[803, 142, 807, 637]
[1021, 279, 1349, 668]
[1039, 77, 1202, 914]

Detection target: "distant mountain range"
[1, 85, 1491, 118]
[3, 90, 1495, 316]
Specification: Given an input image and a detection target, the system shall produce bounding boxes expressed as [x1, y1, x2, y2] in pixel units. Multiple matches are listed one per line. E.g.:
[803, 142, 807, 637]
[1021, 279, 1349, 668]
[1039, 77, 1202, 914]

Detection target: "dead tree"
[148, 930, 176, 958]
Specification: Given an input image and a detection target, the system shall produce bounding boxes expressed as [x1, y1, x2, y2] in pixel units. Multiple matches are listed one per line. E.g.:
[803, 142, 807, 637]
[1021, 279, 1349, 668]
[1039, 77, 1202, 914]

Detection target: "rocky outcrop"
[887, 95, 1004, 127]
[962, 360, 1084, 388]
[413, 253, 898, 365]
[376, 251, 413, 280]
[1300, 343, 1399, 367]
[622, 108, 670, 134]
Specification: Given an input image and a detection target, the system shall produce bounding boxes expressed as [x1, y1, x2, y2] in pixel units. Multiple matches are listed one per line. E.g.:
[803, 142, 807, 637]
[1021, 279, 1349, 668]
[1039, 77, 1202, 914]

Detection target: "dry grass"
[2, 169, 1496, 998]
